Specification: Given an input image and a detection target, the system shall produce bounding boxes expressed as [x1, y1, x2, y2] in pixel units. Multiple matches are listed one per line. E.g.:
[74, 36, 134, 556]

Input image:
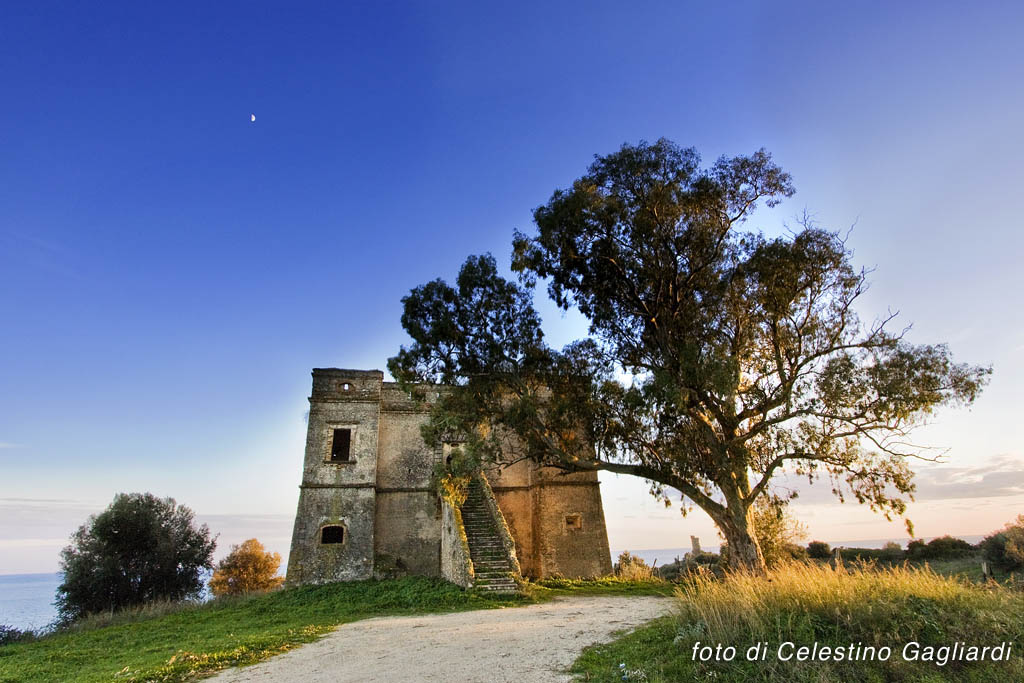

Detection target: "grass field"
[0, 577, 523, 683]
[4, 560, 1019, 682]
[571, 561, 1024, 682]
[0, 574, 673, 682]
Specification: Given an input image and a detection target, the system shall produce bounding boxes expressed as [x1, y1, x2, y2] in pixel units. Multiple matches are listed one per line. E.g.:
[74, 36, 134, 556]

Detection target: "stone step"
[476, 582, 518, 592]
[460, 478, 521, 594]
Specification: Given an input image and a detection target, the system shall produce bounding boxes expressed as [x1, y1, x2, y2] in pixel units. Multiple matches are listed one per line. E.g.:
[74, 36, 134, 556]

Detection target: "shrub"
[781, 542, 808, 561]
[927, 535, 974, 559]
[0, 624, 33, 645]
[881, 541, 904, 561]
[980, 514, 1024, 571]
[807, 540, 831, 559]
[209, 538, 284, 597]
[656, 552, 722, 581]
[614, 551, 655, 581]
[56, 492, 217, 623]
[907, 535, 975, 561]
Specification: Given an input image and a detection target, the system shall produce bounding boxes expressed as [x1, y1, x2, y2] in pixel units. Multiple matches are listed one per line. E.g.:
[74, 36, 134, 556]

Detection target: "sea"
[0, 573, 61, 632]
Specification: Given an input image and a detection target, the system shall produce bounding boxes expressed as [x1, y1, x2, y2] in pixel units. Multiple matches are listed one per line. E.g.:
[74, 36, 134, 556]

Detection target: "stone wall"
[440, 500, 473, 588]
[286, 369, 383, 585]
[373, 404, 440, 577]
[487, 460, 612, 579]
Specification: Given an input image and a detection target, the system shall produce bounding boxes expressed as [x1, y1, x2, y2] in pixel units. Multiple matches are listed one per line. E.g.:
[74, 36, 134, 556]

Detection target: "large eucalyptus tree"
[390, 139, 989, 573]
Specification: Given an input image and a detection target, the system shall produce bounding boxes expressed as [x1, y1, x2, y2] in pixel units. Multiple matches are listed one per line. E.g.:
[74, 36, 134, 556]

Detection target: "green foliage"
[837, 545, 903, 563]
[0, 577, 517, 683]
[0, 625, 34, 646]
[430, 443, 481, 506]
[56, 493, 216, 624]
[807, 540, 831, 559]
[656, 552, 723, 581]
[532, 576, 671, 596]
[980, 514, 1024, 571]
[614, 551, 656, 581]
[571, 562, 1024, 682]
[906, 535, 974, 561]
[208, 539, 284, 598]
[390, 138, 991, 573]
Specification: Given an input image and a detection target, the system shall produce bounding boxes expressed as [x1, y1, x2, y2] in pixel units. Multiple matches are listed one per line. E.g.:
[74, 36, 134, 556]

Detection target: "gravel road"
[210, 595, 672, 682]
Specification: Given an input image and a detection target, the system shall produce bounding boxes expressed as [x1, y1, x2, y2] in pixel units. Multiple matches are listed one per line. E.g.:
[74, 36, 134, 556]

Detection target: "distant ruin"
[286, 368, 613, 591]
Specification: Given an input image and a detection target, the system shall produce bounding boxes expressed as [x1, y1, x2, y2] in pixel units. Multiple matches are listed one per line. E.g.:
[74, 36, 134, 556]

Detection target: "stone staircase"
[460, 478, 520, 593]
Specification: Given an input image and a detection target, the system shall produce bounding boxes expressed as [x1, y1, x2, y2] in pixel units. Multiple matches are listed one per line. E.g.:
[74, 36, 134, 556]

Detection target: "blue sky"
[2, 1, 1023, 573]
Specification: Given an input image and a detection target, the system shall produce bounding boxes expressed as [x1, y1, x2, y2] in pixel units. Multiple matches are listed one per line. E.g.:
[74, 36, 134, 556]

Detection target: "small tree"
[980, 515, 1024, 571]
[807, 541, 832, 559]
[614, 551, 655, 580]
[56, 493, 216, 622]
[906, 535, 973, 561]
[208, 538, 284, 597]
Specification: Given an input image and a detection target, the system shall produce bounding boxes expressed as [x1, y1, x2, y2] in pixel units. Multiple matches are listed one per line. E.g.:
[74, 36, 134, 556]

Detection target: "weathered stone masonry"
[286, 368, 613, 586]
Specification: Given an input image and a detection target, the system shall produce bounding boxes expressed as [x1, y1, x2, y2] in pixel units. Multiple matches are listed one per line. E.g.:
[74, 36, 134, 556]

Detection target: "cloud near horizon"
[911, 454, 1024, 500]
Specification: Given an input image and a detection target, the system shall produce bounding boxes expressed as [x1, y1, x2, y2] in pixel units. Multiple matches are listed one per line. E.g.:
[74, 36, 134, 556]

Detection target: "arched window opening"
[321, 525, 345, 544]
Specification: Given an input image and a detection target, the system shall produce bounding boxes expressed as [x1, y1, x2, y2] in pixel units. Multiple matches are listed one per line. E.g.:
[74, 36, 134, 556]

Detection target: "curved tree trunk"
[713, 497, 767, 575]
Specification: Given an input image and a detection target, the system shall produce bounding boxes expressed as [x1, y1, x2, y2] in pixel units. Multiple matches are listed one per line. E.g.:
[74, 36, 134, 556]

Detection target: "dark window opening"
[565, 514, 583, 531]
[330, 428, 352, 462]
[321, 525, 345, 544]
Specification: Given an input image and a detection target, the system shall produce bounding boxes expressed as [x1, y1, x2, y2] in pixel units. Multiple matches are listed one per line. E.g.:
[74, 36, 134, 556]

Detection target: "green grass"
[0, 575, 670, 682]
[571, 562, 1024, 682]
[532, 576, 674, 597]
[0, 577, 521, 683]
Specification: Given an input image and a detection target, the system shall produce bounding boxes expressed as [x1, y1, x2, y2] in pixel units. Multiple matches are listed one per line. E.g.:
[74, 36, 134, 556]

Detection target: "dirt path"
[211, 595, 672, 682]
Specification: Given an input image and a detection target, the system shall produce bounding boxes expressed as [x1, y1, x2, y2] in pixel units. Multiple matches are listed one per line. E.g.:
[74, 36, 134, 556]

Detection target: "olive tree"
[390, 139, 989, 574]
[56, 492, 216, 621]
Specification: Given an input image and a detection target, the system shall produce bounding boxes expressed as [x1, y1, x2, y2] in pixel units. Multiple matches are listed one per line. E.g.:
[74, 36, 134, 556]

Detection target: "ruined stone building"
[286, 368, 613, 591]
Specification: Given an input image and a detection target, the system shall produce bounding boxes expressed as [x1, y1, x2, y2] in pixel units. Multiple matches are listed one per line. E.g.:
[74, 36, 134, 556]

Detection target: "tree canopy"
[56, 492, 216, 622]
[389, 138, 989, 573]
[209, 538, 284, 597]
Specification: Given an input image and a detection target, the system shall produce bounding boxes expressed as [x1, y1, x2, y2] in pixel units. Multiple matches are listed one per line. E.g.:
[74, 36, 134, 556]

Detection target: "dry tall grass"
[675, 560, 1018, 648]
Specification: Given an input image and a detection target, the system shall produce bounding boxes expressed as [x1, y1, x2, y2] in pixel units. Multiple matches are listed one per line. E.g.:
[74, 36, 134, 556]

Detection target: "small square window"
[321, 525, 345, 544]
[565, 514, 582, 531]
[330, 428, 352, 462]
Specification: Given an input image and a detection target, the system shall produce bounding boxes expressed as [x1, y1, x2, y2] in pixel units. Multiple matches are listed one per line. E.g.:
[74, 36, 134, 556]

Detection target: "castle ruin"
[286, 368, 613, 591]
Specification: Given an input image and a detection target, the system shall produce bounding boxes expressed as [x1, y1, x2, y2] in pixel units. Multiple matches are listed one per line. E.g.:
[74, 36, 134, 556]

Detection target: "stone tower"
[286, 368, 613, 587]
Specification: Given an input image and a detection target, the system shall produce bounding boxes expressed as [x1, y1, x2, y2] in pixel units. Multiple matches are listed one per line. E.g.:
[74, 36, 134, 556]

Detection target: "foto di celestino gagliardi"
[691, 641, 1014, 665]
